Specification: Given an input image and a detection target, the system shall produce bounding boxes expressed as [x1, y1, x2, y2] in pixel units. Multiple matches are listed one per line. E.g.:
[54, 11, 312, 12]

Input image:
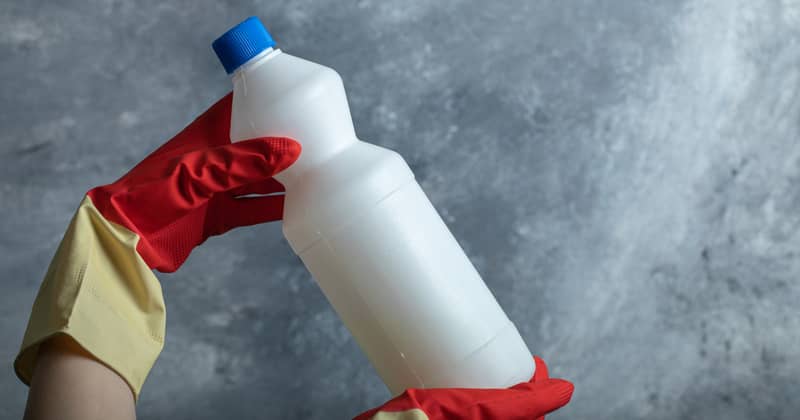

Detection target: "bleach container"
[212, 17, 535, 394]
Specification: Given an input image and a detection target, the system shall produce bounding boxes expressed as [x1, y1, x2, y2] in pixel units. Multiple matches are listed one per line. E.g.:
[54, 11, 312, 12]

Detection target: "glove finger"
[529, 379, 574, 415]
[177, 137, 300, 198]
[205, 194, 286, 236]
[532, 355, 550, 382]
[509, 356, 549, 392]
[227, 178, 285, 197]
[495, 379, 574, 419]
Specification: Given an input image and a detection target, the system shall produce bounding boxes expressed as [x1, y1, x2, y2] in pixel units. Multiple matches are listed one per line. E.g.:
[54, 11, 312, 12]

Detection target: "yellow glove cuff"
[15, 196, 165, 400]
[372, 409, 429, 420]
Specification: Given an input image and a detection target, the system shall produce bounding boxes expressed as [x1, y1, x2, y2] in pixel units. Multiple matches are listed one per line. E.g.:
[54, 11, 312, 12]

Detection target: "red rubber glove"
[15, 92, 301, 399]
[88, 92, 301, 272]
[355, 356, 573, 420]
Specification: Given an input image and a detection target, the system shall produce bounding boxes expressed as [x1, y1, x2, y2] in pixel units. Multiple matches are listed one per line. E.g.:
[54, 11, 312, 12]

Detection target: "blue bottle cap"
[212, 16, 276, 74]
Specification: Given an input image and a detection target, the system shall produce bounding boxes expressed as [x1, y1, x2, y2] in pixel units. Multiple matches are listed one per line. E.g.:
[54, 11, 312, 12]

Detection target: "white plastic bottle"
[213, 17, 535, 394]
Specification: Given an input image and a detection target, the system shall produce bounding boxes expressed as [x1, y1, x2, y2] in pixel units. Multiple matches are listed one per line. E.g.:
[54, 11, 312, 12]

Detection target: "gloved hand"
[355, 356, 573, 420]
[15, 93, 300, 399]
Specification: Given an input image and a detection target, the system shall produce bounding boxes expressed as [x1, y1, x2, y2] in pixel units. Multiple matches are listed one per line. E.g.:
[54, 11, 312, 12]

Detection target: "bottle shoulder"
[281, 140, 417, 251]
[286, 140, 414, 203]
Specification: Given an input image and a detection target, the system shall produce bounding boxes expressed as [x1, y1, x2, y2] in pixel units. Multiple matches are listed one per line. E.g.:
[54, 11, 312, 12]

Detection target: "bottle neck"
[232, 47, 280, 79]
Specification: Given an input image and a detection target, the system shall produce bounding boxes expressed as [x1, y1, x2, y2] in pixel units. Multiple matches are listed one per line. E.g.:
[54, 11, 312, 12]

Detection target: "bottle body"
[229, 49, 534, 393]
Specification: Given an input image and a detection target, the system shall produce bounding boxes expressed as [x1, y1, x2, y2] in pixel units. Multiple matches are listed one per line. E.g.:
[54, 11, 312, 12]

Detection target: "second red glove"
[355, 356, 573, 420]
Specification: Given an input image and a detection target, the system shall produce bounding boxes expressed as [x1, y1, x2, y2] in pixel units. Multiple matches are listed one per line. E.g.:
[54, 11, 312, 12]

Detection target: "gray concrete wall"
[1, 1, 799, 419]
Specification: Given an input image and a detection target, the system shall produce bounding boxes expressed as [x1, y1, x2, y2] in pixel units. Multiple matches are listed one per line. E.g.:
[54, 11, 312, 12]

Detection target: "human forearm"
[23, 334, 136, 420]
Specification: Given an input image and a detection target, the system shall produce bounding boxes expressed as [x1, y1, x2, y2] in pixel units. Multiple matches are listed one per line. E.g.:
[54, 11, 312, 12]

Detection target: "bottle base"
[387, 320, 535, 394]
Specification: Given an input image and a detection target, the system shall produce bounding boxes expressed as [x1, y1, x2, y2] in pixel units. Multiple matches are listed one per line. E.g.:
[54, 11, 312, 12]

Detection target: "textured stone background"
[1, 0, 799, 419]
